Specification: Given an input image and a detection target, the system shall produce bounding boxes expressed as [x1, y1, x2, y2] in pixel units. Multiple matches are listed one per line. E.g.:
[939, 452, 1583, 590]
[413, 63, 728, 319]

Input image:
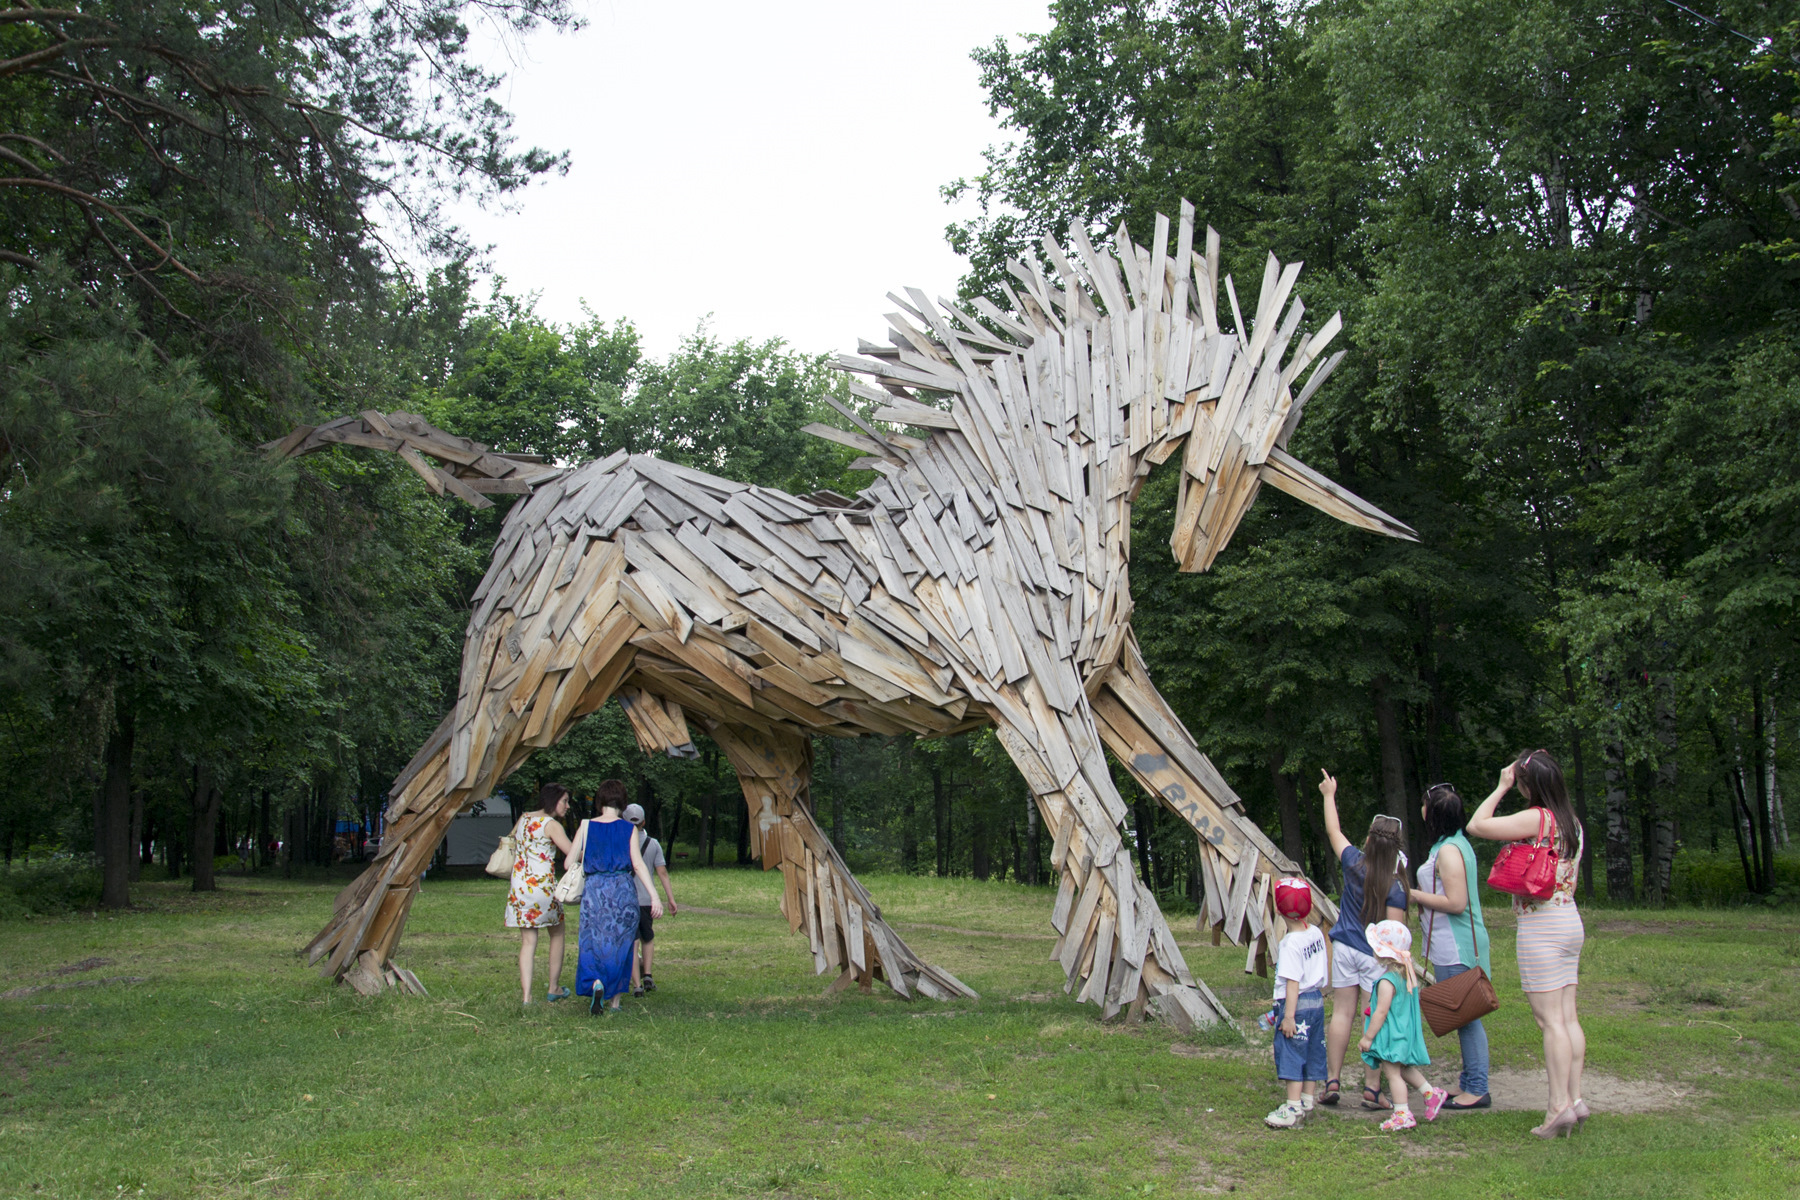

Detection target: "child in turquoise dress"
[1357, 920, 1448, 1131]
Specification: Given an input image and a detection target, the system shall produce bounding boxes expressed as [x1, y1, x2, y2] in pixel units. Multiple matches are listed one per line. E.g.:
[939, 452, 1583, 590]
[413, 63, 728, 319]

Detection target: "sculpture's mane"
[816, 202, 1410, 576]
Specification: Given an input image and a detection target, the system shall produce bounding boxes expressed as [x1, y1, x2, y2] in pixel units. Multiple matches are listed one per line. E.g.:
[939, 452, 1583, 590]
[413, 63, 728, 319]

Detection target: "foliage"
[0, 859, 103, 919]
[952, 0, 1800, 897]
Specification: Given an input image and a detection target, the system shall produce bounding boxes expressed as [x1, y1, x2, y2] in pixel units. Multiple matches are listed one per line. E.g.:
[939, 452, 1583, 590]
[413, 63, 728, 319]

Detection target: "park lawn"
[1, 869, 1797, 1200]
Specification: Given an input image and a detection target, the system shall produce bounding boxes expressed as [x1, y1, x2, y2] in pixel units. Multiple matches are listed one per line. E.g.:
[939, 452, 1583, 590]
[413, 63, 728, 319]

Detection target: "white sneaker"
[1265, 1101, 1304, 1129]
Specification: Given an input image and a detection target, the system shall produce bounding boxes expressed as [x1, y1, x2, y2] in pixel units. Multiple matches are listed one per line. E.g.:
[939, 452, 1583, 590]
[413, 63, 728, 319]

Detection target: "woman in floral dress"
[506, 782, 575, 1004]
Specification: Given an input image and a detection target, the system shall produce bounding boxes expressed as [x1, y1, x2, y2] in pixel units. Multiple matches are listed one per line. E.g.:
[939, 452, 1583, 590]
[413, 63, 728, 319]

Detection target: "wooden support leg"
[977, 668, 1229, 1029]
[707, 721, 978, 1003]
[1087, 634, 1337, 979]
[302, 583, 644, 991]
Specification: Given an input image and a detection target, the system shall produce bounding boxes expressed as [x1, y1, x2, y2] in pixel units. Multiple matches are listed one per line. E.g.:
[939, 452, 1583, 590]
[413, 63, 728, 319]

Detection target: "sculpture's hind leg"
[705, 721, 977, 1001]
[975, 670, 1230, 1029]
[1088, 635, 1338, 977]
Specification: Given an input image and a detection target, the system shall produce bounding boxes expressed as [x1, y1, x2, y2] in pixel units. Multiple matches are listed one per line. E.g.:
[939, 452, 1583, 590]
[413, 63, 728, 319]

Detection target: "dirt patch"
[1307, 1069, 1699, 1117]
[1170, 1042, 1263, 1064]
[893, 921, 1055, 941]
[0, 976, 146, 1001]
[50, 957, 114, 976]
[1591, 920, 1684, 936]
[678, 905, 776, 920]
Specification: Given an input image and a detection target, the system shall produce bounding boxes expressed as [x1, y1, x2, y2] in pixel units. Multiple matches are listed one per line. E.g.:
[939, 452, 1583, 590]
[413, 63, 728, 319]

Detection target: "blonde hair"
[1375, 955, 1415, 990]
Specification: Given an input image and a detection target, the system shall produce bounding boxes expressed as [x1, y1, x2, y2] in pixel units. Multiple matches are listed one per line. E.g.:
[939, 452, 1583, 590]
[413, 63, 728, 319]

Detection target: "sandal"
[1319, 1079, 1341, 1107]
[1361, 1085, 1392, 1111]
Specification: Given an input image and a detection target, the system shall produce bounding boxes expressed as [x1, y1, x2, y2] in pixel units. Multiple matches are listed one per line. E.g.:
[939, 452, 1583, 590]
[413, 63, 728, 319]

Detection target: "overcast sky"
[447, 1, 1051, 359]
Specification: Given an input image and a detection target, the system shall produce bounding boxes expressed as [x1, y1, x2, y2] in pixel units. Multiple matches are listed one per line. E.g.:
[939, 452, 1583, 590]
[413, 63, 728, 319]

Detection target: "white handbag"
[484, 817, 523, 878]
[551, 821, 589, 905]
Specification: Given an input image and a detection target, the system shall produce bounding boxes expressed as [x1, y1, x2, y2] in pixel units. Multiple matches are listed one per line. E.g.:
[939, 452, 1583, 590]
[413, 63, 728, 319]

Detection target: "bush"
[1668, 850, 1800, 907]
[0, 859, 104, 919]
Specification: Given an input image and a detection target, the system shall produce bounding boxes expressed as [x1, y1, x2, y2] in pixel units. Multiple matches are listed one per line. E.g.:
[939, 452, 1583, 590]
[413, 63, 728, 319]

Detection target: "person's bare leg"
[643, 938, 655, 977]
[1326, 985, 1359, 1091]
[631, 940, 642, 990]
[1526, 988, 1572, 1119]
[546, 922, 565, 994]
[1382, 1061, 1409, 1112]
[1563, 985, 1585, 1106]
[518, 928, 538, 1004]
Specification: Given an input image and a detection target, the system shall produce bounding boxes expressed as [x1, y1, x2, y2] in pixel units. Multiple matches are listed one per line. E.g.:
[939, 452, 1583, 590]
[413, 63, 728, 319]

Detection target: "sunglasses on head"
[1370, 814, 1403, 830]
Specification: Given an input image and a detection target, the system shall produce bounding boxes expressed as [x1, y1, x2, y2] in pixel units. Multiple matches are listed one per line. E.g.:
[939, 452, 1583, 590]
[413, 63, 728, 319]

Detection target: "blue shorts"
[1271, 989, 1328, 1082]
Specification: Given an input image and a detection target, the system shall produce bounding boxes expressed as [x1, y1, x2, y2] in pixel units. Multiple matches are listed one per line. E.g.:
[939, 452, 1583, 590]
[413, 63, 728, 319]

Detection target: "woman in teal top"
[1410, 782, 1492, 1109]
[1358, 919, 1447, 1132]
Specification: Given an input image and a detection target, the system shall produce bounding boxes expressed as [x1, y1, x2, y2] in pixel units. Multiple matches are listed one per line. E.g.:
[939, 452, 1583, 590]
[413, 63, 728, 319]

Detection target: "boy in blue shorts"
[1266, 877, 1329, 1128]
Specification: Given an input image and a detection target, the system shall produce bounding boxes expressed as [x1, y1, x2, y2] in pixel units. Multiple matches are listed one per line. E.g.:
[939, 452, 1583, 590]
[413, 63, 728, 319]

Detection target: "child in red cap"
[1265, 877, 1329, 1128]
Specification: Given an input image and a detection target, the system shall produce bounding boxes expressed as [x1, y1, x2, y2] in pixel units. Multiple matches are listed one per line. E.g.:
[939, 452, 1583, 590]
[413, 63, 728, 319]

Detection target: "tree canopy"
[3, 0, 1797, 914]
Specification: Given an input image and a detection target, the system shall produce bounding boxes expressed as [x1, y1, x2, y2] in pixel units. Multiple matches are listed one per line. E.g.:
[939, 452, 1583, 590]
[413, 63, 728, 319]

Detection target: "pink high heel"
[1571, 1099, 1589, 1125]
[1531, 1105, 1578, 1139]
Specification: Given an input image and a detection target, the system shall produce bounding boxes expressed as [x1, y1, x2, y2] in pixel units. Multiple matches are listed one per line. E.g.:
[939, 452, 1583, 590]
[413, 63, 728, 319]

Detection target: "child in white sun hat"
[1357, 919, 1448, 1131]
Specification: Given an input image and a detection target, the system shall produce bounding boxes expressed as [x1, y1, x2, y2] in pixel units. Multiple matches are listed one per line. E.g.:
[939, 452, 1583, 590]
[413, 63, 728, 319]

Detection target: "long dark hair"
[1422, 783, 1466, 842]
[1360, 816, 1406, 924]
[1514, 749, 1579, 857]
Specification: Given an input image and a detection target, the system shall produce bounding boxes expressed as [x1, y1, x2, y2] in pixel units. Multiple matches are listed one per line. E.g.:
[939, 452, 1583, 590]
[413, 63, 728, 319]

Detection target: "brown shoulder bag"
[1418, 867, 1500, 1037]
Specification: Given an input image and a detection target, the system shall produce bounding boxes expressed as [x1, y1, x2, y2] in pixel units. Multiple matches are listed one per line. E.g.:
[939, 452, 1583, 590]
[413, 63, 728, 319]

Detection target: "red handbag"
[1486, 809, 1559, 900]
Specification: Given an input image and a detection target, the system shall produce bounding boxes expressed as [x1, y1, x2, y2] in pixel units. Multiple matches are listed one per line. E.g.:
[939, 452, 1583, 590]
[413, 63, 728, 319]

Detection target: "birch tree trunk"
[1651, 676, 1679, 904]
[1603, 725, 1636, 903]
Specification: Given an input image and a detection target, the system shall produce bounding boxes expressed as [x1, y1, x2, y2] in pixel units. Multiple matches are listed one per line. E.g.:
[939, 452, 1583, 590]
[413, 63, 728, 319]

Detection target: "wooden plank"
[630, 629, 754, 709]
[1222, 852, 1258, 945]
[844, 899, 867, 972]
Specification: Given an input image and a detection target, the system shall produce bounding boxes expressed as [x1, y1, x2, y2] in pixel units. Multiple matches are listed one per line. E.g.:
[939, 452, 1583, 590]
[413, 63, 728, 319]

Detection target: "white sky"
[449, 1, 1052, 359]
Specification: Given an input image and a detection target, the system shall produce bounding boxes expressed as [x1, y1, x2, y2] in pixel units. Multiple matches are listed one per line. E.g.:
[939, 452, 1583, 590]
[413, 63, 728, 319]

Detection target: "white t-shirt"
[1272, 924, 1329, 998]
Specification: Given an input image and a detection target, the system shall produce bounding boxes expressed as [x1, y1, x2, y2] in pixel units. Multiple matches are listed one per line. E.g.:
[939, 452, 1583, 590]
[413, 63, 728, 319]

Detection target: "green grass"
[2, 869, 1797, 1199]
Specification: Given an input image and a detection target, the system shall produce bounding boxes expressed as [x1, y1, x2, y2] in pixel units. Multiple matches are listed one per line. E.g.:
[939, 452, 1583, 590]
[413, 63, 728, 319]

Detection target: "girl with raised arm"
[1466, 750, 1587, 1137]
[1316, 771, 1409, 1110]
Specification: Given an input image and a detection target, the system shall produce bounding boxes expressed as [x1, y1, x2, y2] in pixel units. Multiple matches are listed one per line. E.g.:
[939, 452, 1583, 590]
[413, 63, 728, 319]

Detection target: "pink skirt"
[1516, 903, 1584, 992]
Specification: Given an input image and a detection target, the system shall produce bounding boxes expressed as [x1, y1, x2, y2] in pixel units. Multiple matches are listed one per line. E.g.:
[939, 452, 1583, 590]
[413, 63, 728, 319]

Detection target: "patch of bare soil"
[893, 921, 1055, 941]
[0, 976, 146, 1001]
[1591, 919, 1684, 936]
[50, 957, 114, 976]
[1170, 1042, 1263, 1064]
[1308, 1069, 1699, 1118]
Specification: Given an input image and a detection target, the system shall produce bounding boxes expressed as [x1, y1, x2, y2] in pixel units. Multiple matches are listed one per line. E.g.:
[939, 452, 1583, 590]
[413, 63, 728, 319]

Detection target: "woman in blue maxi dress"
[568, 786, 662, 1012]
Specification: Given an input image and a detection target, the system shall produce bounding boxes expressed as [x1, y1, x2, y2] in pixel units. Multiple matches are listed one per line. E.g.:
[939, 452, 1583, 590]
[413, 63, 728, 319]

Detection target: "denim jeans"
[1436, 962, 1491, 1096]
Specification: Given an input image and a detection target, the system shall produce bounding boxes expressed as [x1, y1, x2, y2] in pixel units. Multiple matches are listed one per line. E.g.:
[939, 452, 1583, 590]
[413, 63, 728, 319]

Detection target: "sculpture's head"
[1029, 202, 1416, 572]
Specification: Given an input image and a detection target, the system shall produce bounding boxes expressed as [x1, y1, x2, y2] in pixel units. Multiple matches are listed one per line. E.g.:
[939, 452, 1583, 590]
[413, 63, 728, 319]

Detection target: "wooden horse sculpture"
[294, 203, 1414, 1026]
